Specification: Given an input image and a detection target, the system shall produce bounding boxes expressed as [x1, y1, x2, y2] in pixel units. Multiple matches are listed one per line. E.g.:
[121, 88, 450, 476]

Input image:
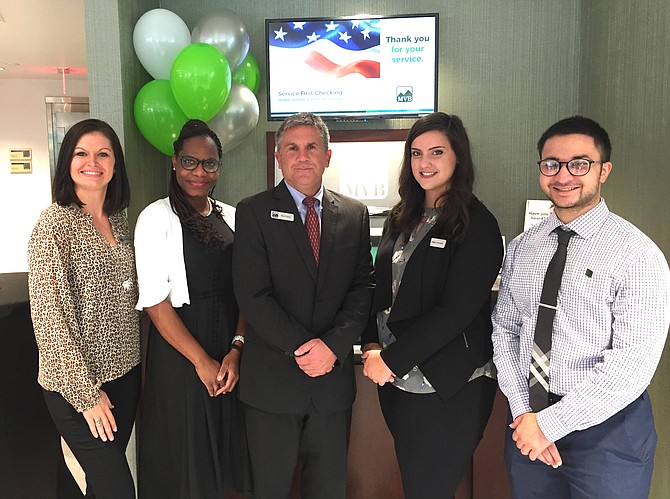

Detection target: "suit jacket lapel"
[373, 226, 397, 312]
[274, 181, 318, 282]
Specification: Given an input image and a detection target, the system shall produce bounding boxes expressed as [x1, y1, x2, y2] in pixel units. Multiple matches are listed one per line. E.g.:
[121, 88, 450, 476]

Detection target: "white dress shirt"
[284, 181, 324, 225]
[493, 200, 670, 442]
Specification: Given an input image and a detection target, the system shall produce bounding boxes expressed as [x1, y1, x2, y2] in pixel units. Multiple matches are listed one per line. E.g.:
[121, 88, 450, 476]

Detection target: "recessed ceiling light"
[0, 67, 5, 71]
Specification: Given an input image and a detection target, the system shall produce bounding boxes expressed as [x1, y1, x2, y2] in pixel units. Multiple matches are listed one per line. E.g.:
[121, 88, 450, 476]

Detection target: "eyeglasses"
[177, 156, 221, 173]
[537, 158, 602, 177]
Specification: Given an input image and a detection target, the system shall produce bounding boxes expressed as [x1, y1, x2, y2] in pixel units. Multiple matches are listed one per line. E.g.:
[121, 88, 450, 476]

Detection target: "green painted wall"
[88, 0, 582, 240]
[160, 0, 581, 245]
[580, 1, 670, 497]
[85, 0, 669, 495]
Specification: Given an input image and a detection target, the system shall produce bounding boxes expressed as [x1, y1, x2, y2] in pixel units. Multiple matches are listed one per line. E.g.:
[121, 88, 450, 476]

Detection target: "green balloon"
[232, 52, 261, 95]
[170, 42, 232, 121]
[134, 79, 188, 156]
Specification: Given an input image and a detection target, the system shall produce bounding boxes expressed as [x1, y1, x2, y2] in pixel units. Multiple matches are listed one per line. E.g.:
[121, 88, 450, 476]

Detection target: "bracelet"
[231, 335, 245, 345]
[230, 343, 243, 353]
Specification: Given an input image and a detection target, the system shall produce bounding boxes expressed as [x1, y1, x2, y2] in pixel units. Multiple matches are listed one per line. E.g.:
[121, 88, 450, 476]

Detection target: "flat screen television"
[265, 13, 439, 121]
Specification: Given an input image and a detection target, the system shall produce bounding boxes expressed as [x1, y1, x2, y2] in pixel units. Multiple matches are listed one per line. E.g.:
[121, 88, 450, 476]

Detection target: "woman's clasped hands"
[195, 350, 241, 397]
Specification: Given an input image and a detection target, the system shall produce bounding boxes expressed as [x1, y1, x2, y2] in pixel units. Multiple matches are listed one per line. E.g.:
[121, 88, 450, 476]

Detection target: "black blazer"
[361, 197, 503, 402]
[233, 181, 374, 414]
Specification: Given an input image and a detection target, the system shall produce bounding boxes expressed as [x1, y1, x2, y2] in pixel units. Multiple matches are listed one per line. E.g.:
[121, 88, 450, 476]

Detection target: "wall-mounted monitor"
[265, 13, 439, 121]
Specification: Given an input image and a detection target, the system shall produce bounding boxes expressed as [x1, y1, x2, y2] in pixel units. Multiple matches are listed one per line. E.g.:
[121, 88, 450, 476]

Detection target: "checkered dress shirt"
[492, 200, 670, 442]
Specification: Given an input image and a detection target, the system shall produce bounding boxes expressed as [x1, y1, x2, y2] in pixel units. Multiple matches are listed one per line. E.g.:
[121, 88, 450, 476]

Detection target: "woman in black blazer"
[362, 112, 503, 499]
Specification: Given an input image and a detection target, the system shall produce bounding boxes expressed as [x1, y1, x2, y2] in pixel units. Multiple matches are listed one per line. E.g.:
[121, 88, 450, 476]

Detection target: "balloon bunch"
[133, 8, 261, 156]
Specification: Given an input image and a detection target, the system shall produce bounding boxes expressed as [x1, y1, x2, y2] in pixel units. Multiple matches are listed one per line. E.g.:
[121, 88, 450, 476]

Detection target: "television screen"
[265, 14, 439, 121]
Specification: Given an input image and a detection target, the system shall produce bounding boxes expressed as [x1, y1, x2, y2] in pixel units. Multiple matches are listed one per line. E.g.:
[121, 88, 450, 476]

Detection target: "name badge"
[270, 210, 295, 222]
[430, 237, 447, 249]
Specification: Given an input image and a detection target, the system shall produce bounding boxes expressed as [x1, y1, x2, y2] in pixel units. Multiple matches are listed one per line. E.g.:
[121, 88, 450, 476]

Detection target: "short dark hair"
[537, 115, 612, 162]
[275, 112, 330, 152]
[390, 112, 474, 241]
[52, 118, 130, 213]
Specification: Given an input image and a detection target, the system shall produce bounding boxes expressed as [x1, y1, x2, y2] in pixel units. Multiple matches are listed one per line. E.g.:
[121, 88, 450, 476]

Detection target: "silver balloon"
[208, 84, 260, 154]
[192, 9, 250, 71]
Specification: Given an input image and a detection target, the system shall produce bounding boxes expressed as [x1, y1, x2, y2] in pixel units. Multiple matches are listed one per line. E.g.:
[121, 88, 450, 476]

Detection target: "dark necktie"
[529, 227, 573, 411]
[303, 196, 320, 265]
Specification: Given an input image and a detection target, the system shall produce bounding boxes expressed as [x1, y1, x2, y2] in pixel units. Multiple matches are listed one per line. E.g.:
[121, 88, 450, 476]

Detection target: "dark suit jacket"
[233, 181, 374, 414]
[361, 197, 503, 402]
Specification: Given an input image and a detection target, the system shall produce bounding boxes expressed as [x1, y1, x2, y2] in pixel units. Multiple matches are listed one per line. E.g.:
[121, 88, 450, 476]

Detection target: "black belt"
[548, 392, 563, 406]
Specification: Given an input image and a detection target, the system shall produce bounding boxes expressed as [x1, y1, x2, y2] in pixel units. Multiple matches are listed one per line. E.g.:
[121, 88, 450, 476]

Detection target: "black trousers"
[244, 403, 351, 499]
[43, 365, 140, 499]
[379, 376, 497, 499]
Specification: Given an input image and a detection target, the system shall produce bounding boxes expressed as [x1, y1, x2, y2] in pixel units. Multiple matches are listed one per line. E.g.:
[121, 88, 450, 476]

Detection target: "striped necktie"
[529, 227, 573, 411]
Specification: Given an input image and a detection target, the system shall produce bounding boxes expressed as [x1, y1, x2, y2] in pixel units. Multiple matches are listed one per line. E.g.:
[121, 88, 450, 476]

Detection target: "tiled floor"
[62, 439, 86, 493]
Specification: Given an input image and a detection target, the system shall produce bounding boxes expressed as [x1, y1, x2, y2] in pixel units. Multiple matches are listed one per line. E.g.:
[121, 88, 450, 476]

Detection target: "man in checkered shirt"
[493, 116, 670, 499]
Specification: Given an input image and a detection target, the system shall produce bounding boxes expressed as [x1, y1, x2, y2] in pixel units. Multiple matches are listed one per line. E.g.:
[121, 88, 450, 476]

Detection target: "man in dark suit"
[233, 112, 375, 499]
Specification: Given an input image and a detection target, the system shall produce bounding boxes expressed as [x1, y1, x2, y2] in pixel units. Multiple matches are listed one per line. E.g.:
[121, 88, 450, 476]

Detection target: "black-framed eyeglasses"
[177, 156, 221, 173]
[537, 158, 602, 177]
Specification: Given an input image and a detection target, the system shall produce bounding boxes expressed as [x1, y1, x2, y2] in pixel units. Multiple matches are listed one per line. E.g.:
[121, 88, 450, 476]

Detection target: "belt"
[548, 392, 563, 406]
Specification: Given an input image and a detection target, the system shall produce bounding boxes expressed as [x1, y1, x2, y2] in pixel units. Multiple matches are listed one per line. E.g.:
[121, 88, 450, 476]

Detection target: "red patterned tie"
[303, 196, 320, 265]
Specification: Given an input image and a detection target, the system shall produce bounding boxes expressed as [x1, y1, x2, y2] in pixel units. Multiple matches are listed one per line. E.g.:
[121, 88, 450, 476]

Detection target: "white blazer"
[134, 197, 235, 310]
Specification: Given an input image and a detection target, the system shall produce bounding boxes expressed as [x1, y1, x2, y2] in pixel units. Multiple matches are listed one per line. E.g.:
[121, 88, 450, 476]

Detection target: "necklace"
[203, 199, 213, 217]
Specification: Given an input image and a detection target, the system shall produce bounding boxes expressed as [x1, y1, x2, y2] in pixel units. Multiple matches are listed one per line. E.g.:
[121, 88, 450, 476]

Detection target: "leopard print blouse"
[28, 203, 141, 412]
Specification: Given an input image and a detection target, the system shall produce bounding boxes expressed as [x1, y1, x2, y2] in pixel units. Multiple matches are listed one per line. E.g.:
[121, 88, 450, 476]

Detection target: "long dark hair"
[169, 119, 225, 245]
[389, 112, 474, 242]
[52, 118, 130, 214]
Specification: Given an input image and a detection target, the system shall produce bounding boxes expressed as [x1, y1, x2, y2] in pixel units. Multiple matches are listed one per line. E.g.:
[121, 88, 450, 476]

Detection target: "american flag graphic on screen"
[268, 20, 381, 78]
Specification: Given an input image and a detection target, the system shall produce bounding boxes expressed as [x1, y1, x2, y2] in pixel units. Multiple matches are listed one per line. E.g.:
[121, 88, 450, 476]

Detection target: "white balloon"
[192, 9, 250, 71]
[133, 9, 191, 80]
[208, 84, 259, 154]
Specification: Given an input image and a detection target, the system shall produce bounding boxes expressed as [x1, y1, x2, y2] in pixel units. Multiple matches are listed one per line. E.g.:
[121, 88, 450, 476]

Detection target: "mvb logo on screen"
[396, 86, 413, 102]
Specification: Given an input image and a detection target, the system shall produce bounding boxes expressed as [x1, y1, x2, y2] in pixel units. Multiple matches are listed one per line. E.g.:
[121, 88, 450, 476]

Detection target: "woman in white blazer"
[134, 120, 250, 498]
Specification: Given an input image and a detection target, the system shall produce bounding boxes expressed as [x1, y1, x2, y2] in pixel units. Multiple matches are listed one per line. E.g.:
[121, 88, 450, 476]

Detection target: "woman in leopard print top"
[28, 119, 140, 499]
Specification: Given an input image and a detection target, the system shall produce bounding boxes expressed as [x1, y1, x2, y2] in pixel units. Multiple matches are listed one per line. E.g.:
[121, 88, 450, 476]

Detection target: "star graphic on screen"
[274, 27, 287, 40]
[351, 20, 361, 29]
[325, 21, 339, 32]
[361, 27, 371, 40]
[293, 22, 306, 30]
[306, 32, 320, 43]
[338, 31, 352, 43]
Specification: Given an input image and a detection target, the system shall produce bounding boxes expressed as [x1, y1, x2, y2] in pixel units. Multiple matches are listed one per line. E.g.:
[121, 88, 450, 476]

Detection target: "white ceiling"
[0, 0, 87, 79]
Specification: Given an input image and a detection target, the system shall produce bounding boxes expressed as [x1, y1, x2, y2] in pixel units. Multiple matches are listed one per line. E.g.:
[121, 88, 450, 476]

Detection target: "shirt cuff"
[69, 384, 102, 413]
[508, 393, 532, 421]
[536, 404, 572, 442]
